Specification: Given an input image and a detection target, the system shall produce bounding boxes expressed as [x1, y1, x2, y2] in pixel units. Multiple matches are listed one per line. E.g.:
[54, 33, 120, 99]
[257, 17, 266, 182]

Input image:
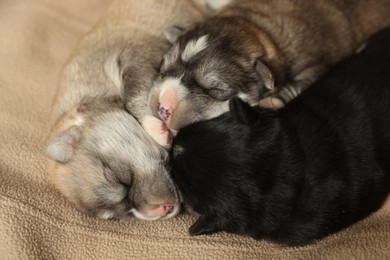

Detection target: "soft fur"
[46, 0, 206, 221]
[169, 28, 390, 246]
[150, 0, 390, 133]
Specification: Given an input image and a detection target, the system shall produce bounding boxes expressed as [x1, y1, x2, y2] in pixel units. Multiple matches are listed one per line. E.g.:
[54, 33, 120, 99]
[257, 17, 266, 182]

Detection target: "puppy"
[46, 0, 205, 221]
[168, 28, 390, 246]
[150, 0, 390, 132]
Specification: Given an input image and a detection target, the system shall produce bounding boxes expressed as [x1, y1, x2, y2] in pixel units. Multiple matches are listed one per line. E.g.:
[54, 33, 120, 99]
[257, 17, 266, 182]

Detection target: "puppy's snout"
[156, 204, 175, 217]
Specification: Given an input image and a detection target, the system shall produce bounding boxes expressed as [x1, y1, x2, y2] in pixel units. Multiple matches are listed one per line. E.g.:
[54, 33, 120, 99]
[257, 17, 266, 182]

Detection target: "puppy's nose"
[158, 105, 173, 128]
[158, 84, 179, 127]
[156, 204, 174, 217]
[159, 106, 171, 122]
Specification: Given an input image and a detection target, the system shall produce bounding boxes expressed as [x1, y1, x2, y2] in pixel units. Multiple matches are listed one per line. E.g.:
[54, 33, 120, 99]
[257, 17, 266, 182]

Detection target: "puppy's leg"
[259, 96, 285, 110]
[261, 64, 328, 109]
[260, 83, 304, 110]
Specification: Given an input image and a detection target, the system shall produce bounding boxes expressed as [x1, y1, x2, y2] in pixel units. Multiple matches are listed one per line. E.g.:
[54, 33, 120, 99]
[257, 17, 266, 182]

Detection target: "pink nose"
[158, 85, 178, 127]
[159, 106, 171, 121]
[155, 204, 174, 217]
[158, 106, 173, 127]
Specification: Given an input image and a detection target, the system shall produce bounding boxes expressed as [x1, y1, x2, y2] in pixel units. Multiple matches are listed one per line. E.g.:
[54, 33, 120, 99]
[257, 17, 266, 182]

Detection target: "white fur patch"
[181, 35, 209, 62]
[173, 145, 185, 157]
[205, 0, 233, 10]
[237, 92, 249, 101]
[98, 210, 115, 220]
[130, 208, 160, 221]
[73, 115, 85, 126]
[130, 204, 180, 220]
[104, 55, 122, 91]
[162, 43, 180, 70]
[141, 115, 172, 148]
[158, 76, 189, 101]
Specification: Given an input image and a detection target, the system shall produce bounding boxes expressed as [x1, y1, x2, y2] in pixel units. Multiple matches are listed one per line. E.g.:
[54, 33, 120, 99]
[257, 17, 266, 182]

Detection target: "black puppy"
[169, 28, 390, 246]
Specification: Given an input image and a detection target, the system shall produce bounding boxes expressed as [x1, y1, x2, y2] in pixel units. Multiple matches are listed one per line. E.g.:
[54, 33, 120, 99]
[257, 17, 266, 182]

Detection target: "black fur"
[168, 28, 390, 246]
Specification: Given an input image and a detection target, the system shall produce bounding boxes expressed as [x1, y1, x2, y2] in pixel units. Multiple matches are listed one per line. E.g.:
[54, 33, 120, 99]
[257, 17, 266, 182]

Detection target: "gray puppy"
[149, 0, 390, 132]
[46, 0, 205, 221]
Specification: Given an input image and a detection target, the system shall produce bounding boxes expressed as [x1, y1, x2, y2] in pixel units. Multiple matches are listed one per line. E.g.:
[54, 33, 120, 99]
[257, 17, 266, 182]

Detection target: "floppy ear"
[189, 215, 221, 236]
[46, 126, 81, 163]
[164, 26, 184, 44]
[254, 58, 275, 91]
[229, 97, 259, 125]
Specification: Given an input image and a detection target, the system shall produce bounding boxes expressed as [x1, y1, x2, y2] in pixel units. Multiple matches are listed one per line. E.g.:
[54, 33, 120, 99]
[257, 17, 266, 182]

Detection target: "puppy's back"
[283, 27, 390, 190]
[287, 28, 390, 132]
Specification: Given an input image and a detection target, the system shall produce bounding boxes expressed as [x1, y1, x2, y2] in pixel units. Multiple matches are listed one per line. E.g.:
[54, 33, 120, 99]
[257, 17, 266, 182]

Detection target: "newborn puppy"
[46, 0, 205, 221]
[169, 28, 390, 246]
[150, 0, 390, 132]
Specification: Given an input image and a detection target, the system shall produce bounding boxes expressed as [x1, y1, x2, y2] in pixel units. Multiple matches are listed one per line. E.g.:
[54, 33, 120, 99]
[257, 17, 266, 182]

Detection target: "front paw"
[259, 97, 285, 110]
[189, 215, 220, 236]
[142, 115, 172, 148]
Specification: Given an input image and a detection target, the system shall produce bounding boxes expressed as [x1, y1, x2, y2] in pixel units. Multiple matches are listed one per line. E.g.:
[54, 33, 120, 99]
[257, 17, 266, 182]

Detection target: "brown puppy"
[150, 0, 390, 132]
[46, 0, 205, 221]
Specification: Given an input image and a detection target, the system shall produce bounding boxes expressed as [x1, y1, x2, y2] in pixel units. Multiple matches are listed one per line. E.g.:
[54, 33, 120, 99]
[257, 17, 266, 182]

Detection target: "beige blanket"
[0, 0, 389, 259]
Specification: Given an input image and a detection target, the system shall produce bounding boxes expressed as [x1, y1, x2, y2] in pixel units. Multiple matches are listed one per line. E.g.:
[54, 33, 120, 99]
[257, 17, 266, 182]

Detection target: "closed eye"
[196, 80, 233, 101]
[102, 164, 120, 184]
[101, 160, 133, 187]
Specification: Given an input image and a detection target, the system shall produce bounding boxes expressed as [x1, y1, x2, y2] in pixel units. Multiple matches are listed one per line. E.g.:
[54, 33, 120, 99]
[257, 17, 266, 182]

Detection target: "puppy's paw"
[259, 97, 285, 110]
[189, 215, 220, 236]
[142, 115, 172, 148]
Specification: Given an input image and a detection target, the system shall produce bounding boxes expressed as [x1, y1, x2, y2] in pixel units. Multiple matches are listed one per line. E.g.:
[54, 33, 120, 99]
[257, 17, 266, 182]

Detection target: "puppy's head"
[149, 16, 282, 132]
[46, 97, 180, 221]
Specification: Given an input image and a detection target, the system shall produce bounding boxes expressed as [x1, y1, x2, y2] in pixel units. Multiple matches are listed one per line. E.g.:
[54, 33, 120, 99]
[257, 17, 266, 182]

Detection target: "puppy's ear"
[229, 97, 258, 125]
[254, 58, 275, 91]
[46, 126, 81, 163]
[164, 26, 184, 44]
[189, 215, 220, 236]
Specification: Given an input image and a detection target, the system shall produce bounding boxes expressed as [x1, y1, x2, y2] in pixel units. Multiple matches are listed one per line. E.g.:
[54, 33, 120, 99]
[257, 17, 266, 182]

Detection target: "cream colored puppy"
[46, 0, 205, 221]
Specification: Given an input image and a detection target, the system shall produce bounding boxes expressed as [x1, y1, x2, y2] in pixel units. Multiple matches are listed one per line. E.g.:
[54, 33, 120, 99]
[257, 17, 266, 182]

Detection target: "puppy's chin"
[92, 202, 181, 221]
[130, 203, 181, 221]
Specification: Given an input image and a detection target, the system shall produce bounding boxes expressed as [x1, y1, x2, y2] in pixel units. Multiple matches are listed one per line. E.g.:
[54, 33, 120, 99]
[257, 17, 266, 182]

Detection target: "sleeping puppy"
[150, 0, 390, 132]
[46, 0, 205, 221]
[168, 28, 390, 246]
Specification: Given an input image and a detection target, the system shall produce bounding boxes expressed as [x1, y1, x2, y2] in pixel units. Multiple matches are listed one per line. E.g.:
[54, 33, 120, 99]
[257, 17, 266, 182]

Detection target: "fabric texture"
[0, 0, 389, 259]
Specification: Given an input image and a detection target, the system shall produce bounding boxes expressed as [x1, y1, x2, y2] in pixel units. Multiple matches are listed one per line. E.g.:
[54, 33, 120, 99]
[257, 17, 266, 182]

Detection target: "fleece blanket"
[0, 0, 389, 259]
